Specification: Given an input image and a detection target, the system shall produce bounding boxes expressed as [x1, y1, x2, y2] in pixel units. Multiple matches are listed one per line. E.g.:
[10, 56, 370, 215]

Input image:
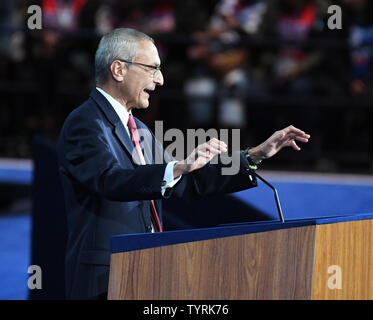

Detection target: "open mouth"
[143, 88, 154, 96]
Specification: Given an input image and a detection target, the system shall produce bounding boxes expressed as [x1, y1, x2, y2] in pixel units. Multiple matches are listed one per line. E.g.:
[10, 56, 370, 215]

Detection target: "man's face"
[121, 40, 164, 110]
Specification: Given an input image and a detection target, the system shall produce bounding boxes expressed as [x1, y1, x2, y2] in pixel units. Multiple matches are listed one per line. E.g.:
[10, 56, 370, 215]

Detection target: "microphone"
[253, 171, 285, 223]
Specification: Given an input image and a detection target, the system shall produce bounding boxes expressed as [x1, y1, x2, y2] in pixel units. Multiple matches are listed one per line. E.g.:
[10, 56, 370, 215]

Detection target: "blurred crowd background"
[1, 0, 373, 173]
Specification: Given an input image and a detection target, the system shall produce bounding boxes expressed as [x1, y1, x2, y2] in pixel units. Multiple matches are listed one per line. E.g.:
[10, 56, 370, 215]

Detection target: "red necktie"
[127, 114, 163, 232]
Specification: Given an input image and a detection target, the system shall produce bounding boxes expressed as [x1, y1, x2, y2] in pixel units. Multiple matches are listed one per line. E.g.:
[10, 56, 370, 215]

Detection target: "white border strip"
[0, 158, 33, 171]
[259, 170, 373, 186]
[0, 159, 373, 186]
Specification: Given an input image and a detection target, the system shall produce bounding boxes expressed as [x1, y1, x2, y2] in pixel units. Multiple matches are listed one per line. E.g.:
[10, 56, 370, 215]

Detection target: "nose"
[153, 70, 164, 86]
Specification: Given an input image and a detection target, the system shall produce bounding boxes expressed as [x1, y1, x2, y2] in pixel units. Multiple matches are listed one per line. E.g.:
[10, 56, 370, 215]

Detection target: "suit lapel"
[114, 123, 142, 165]
[89, 88, 142, 165]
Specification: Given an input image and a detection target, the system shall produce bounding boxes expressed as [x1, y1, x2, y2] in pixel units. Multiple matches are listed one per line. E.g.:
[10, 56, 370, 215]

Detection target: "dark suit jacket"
[57, 88, 257, 299]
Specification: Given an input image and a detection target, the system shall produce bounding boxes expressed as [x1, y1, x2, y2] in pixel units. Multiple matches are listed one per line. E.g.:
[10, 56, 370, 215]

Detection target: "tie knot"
[127, 114, 139, 142]
[127, 113, 136, 130]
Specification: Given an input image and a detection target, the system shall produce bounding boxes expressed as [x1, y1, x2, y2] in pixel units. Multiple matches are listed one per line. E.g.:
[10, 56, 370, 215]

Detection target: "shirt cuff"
[161, 161, 182, 197]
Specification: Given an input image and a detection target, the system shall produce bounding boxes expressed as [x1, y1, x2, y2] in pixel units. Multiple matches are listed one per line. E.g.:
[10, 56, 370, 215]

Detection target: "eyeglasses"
[118, 59, 161, 77]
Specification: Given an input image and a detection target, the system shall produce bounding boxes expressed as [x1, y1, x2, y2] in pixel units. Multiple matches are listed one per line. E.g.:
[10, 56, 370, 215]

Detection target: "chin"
[140, 99, 150, 108]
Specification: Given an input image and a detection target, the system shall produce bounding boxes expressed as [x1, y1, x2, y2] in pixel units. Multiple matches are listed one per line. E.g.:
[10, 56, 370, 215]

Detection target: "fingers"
[255, 125, 310, 160]
[200, 139, 227, 161]
[199, 138, 227, 157]
[278, 126, 310, 148]
[186, 138, 227, 168]
[283, 125, 310, 139]
[283, 133, 309, 144]
[207, 138, 227, 154]
[281, 135, 305, 151]
[294, 135, 309, 143]
[289, 139, 301, 151]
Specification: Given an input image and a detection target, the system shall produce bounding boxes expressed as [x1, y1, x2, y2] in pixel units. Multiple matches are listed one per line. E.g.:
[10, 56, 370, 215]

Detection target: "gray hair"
[95, 28, 154, 84]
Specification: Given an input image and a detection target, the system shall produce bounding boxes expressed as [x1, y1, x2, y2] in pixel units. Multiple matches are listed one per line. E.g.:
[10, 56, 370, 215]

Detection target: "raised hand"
[248, 125, 310, 161]
[174, 138, 227, 178]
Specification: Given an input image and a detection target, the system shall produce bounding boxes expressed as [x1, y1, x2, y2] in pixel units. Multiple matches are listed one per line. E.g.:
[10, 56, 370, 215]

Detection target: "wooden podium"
[108, 214, 373, 300]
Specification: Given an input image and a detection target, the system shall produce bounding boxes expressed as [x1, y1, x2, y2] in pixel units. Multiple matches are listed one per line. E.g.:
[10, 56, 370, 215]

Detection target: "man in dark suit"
[57, 28, 310, 300]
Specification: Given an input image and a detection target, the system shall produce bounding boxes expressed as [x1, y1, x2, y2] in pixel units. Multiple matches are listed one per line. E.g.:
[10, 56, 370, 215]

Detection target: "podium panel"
[108, 225, 315, 300]
[108, 213, 373, 300]
[312, 219, 373, 299]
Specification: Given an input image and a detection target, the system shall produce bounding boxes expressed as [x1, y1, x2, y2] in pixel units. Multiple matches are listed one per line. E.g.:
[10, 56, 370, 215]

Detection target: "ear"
[110, 60, 127, 82]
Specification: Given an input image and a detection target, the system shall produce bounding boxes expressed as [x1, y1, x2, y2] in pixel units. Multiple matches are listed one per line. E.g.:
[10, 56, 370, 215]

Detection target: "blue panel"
[111, 219, 315, 253]
[0, 169, 32, 185]
[233, 180, 373, 221]
[0, 213, 31, 300]
[111, 212, 373, 254]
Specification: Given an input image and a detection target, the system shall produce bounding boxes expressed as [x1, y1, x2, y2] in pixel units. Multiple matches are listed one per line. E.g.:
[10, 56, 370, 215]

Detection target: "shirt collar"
[96, 87, 131, 129]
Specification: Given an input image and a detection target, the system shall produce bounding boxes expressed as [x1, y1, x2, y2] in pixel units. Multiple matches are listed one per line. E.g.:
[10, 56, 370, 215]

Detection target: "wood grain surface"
[312, 220, 373, 299]
[108, 225, 315, 300]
